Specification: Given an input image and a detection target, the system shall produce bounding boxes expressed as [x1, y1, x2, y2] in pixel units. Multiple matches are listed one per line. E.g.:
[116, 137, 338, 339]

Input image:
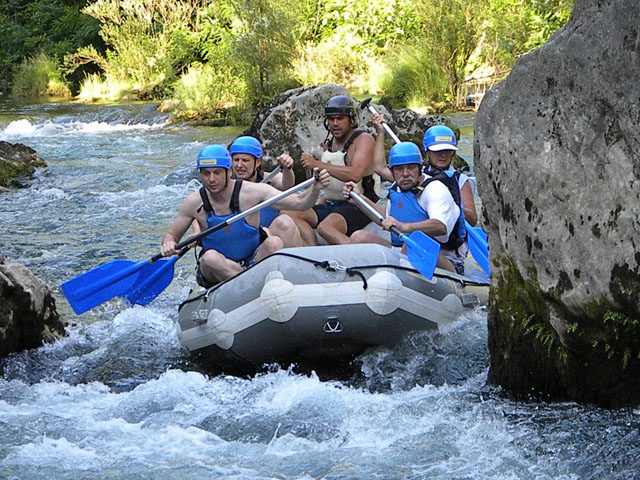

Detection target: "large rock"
[242, 84, 464, 176]
[0, 141, 47, 188]
[474, 0, 640, 407]
[0, 256, 66, 358]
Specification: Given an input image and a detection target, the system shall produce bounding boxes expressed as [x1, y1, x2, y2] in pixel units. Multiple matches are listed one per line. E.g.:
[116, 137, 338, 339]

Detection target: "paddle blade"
[402, 230, 440, 279]
[62, 259, 147, 315]
[123, 256, 178, 306]
[466, 224, 490, 276]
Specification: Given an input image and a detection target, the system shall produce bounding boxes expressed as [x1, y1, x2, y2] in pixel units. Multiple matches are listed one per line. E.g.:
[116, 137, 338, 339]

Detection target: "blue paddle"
[62, 176, 319, 314]
[465, 221, 490, 276]
[348, 191, 440, 279]
[123, 247, 190, 306]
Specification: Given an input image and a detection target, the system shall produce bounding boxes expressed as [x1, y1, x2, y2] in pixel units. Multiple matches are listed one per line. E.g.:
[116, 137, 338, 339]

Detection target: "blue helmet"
[388, 142, 423, 168]
[197, 144, 231, 169]
[229, 136, 263, 159]
[423, 125, 458, 152]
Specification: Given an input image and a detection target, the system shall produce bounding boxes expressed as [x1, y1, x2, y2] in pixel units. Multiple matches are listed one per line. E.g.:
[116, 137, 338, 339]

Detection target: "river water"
[0, 101, 638, 479]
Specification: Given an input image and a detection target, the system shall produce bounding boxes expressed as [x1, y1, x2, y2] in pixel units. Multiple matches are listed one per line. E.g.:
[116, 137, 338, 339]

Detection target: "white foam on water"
[75, 121, 167, 134]
[1, 118, 167, 140]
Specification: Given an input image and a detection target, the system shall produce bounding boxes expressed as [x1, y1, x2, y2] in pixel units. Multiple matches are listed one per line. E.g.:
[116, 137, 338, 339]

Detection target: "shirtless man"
[160, 144, 330, 286]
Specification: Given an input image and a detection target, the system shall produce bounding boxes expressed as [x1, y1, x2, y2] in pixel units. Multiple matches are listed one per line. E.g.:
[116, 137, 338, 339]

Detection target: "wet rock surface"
[475, 0, 640, 406]
[0, 256, 66, 359]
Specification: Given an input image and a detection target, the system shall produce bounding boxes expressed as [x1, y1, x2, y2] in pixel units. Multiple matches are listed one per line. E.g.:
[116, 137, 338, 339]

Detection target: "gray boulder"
[0, 141, 47, 188]
[0, 257, 66, 358]
[474, 0, 640, 406]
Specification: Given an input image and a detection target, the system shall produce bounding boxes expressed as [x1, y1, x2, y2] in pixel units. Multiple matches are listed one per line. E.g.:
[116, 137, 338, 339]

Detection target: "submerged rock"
[0, 141, 47, 188]
[0, 257, 66, 358]
[242, 84, 465, 175]
[475, 0, 640, 407]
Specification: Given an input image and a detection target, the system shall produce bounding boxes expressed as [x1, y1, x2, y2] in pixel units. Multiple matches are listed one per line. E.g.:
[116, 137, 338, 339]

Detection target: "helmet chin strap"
[248, 158, 260, 181]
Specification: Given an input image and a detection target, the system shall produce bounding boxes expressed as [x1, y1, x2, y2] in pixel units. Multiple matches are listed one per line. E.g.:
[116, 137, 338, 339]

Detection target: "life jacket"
[321, 130, 379, 203]
[387, 171, 466, 250]
[232, 170, 279, 227]
[425, 165, 477, 200]
[197, 179, 261, 262]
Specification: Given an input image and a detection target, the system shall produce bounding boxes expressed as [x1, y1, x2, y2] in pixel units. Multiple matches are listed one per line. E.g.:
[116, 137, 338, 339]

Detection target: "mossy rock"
[488, 254, 640, 407]
[0, 141, 46, 188]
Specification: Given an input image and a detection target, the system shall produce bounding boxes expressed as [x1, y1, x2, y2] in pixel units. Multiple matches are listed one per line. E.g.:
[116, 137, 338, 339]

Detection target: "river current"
[0, 101, 638, 479]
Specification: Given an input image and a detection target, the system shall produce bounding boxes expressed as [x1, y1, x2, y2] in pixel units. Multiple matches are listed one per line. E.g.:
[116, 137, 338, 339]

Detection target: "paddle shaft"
[260, 165, 282, 184]
[364, 103, 401, 144]
[149, 176, 317, 262]
[348, 190, 405, 241]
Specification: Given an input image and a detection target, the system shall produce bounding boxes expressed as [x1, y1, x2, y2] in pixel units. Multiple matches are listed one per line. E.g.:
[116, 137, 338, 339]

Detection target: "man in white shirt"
[343, 141, 466, 274]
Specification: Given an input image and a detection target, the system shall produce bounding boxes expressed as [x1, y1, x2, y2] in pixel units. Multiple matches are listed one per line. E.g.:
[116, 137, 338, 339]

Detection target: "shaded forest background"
[0, 0, 573, 121]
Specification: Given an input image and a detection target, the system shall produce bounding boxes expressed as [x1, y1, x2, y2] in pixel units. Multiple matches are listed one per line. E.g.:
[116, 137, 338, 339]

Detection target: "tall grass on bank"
[379, 43, 449, 111]
[171, 62, 245, 121]
[76, 73, 133, 102]
[11, 52, 71, 98]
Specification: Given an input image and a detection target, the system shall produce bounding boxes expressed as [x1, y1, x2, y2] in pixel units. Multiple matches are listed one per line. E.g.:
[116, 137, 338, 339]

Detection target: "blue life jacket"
[232, 170, 280, 227]
[259, 207, 279, 227]
[387, 171, 466, 250]
[198, 180, 261, 262]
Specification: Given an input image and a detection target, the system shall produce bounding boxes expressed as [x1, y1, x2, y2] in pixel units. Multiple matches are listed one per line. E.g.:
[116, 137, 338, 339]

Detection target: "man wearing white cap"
[371, 117, 478, 227]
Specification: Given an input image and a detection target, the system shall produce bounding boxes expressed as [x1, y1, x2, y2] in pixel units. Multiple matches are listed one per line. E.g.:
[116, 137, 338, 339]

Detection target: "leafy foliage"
[0, 0, 102, 93]
[481, 0, 574, 73]
[379, 42, 448, 110]
[0, 0, 575, 113]
[80, 0, 203, 93]
[11, 51, 71, 98]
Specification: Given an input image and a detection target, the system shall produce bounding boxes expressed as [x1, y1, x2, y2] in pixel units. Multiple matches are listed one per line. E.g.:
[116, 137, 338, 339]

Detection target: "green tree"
[0, 0, 102, 93]
[209, 0, 306, 107]
[414, 0, 489, 108]
[481, 0, 574, 74]
[79, 0, 205, 96]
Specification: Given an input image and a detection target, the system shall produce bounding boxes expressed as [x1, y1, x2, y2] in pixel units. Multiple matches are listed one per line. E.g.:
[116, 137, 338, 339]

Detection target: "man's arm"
[300, 133, 375, 182]
[381, 216, 447, 238]
[414, 181, 459, 242]
[268, 153, 295, 190]
[245, 168, 330, 211]
[371, 114, 393, 182]
[160, 194, 199, 256]
[460, 181, 478, 226]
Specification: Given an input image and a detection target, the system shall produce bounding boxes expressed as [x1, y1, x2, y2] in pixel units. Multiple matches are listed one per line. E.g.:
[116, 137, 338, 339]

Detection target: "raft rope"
[179, 250, 487, 310]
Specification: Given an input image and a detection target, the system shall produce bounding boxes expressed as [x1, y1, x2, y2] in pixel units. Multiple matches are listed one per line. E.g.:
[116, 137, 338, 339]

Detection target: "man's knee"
[200, 249, 225, 269]
[317, 213, 346, 236]
[349, 229, 370, 244]
[262, 235, 283, 254]
[271, 214, 295, 232]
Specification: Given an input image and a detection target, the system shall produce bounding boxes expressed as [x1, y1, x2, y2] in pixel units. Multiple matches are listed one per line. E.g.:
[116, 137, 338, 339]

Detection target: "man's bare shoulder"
[354, 130, 375, 144]
[239, 180, 275, 203]
[180, 189, 204, 214]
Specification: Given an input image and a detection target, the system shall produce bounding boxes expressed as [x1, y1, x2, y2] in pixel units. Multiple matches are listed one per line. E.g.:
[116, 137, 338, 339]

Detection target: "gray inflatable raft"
[175, 243, 489, 370]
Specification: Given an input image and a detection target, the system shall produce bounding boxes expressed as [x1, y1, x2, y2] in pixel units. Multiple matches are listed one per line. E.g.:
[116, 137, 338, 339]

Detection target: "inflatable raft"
[175, 243, 489, 371]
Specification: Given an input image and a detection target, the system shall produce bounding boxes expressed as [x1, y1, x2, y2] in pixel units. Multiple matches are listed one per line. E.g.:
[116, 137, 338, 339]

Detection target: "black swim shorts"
[312, 200, 372, 236]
